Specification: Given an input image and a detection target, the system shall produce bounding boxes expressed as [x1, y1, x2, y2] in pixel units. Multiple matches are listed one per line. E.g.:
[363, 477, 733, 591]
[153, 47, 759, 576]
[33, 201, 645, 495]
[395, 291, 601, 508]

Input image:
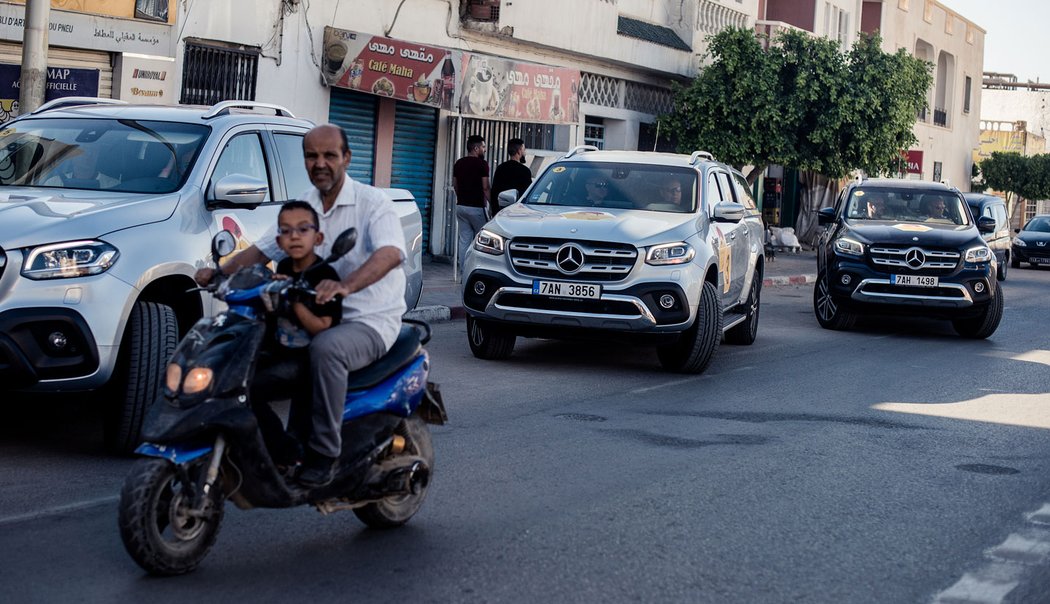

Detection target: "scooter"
[117, 229, 446, 576]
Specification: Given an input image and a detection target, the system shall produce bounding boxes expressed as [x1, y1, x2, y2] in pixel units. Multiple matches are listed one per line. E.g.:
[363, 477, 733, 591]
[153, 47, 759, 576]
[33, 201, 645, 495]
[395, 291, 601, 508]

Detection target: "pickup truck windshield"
[525, 162, 698, 213]
[0, 118, 210, 194]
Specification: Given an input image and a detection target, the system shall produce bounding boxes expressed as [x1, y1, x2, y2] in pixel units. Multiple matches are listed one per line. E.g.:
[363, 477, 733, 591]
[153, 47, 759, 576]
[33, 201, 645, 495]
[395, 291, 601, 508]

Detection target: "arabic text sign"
[0, 4, 173, 55]
[323, 27, 455, 110]
[459, 53, 580, 125]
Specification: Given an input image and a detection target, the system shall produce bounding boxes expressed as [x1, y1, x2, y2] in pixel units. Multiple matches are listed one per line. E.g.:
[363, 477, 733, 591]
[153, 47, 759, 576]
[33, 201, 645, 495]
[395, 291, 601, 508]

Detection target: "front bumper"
[462, 268, 697, 333]
[826, 256, 995, 316]
[1013, 244, 1050, 265]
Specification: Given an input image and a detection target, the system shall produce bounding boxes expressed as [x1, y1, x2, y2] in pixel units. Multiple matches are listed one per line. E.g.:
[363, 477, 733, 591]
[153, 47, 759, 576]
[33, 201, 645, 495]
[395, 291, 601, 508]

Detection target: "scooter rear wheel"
[118, 457, 225, 575]
[354, 416, 434, 529]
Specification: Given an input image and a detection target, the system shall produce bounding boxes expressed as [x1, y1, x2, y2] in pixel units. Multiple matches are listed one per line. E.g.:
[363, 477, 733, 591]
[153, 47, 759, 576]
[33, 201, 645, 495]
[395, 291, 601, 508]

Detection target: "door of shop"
[392, 100, 437, 252]
[328, 88, 376, 185]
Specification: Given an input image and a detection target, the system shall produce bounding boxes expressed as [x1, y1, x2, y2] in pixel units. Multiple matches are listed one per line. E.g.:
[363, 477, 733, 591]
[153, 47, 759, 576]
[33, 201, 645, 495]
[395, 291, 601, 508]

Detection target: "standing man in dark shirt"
[452, 134, 490, 273]
[489, 138, 532, 217]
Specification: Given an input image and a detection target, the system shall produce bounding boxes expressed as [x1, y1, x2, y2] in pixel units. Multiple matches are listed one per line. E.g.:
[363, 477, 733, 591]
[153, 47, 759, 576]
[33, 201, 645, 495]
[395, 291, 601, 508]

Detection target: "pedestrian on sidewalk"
[489, 137, 532, 217]
[452, 134, 490, 273]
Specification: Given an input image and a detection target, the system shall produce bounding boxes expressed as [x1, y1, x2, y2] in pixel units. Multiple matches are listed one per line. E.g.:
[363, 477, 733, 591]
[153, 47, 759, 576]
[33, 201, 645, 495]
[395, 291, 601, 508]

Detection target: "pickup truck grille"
[509, 238, 637, 282]
[870, 245, 959, 273]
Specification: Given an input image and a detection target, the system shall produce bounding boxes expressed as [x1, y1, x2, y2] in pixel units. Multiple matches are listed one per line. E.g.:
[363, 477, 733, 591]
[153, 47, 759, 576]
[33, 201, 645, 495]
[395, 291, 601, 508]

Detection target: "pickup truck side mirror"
[977, 216, 996, 233]
[498, 189, 518, 208]
[209, 174, 268, 208]
[712, 201, 745, 223]
[817, 207, 837, 225]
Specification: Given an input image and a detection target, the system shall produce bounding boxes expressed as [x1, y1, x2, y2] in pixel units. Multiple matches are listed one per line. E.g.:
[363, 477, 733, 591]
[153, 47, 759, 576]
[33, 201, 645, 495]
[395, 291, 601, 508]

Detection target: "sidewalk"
[404, 249, 817, 323]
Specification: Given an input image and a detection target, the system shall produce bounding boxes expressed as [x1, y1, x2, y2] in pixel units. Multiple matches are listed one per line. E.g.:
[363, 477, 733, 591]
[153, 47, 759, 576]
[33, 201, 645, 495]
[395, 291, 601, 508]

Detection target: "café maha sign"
[458, 53, 580, 125]
[323, 27, 455, 110]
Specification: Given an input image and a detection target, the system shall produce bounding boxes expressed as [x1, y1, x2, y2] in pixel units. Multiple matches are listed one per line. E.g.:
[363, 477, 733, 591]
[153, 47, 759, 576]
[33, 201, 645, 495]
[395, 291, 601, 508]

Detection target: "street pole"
[19, 0, 51, 114]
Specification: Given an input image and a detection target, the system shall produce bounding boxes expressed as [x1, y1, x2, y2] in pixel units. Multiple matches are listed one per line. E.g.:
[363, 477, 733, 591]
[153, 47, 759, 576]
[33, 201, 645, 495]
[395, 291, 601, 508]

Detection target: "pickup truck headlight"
[833, 237, 864, 257]
[22, 240, 119, 280]
[1012, 237, 1026, 247]
[965, 245, 993, 263]
[474, 229, 505, 255]
[646, 242, 695, 265]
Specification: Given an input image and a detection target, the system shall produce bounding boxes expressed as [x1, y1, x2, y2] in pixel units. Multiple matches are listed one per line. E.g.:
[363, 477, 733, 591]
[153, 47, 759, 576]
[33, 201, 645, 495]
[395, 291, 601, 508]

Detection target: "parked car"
[461, 146, 766, 374]
[1011, 214, 1050, 268]
[814, 178, 1002, 338]
[963, 193, 1010, 280]
[0, 98, 422, 452]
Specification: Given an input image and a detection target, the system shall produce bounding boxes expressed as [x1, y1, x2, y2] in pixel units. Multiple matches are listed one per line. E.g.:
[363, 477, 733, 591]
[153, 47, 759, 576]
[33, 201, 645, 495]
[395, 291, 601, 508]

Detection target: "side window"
[211, 133, 271, 201]
[273, 132, 310, 199]
[994, 205, 1007, 228]
[706, 173, 724, 211]
[981, 205, 993, 219]
[732, 173, 757, 210]
[717, 172, 735, 203]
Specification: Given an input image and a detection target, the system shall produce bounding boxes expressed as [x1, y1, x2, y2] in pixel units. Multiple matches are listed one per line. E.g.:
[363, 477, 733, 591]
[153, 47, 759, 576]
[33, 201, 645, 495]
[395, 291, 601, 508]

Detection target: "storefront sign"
[905, 150, 923, 174]
[0, 4, 174, 56]
[114, 54, 175, 103]
[458, 53, 580, 125]
[323, 27, 456, 110]
[0, 63, 99, 120]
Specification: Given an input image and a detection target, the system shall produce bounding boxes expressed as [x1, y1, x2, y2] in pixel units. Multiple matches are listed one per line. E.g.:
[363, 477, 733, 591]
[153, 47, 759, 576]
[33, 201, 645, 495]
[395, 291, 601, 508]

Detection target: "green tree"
[662, 28, 932, 184]
[979, 151, 1050, 221]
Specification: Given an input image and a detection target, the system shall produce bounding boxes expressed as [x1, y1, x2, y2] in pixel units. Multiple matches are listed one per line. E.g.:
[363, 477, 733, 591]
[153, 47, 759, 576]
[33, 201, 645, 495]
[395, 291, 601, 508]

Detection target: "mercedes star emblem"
[905, 247, 926, 269]
[556, 244, 585, 274]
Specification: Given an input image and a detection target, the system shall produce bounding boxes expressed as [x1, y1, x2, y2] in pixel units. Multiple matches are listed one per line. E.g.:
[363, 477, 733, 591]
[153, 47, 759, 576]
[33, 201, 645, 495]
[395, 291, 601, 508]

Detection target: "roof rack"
[564, 144, 599, 159]
[689, 151, 714, 165]
[30, 97, 127, 115]
[203, 101, 296, 119]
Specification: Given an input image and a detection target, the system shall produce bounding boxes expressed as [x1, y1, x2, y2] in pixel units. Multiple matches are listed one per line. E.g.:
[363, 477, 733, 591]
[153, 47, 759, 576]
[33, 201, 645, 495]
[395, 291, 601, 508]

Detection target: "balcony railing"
[933, 107, 947, 127]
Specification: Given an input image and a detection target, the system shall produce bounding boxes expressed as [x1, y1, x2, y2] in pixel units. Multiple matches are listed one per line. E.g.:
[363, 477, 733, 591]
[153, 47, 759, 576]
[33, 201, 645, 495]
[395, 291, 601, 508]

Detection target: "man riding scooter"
[195, 124, 407, 487]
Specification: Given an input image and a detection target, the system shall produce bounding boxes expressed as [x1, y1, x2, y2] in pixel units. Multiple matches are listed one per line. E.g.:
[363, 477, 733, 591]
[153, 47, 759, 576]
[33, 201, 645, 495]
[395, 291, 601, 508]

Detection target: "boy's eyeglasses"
[277, 225, 318, 237]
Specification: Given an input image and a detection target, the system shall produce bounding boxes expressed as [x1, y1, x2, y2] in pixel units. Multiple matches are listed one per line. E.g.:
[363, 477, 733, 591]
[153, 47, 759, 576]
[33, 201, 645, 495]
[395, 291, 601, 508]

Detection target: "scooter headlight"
[182, 367, 214, 395]
[165, 363, 182, 394]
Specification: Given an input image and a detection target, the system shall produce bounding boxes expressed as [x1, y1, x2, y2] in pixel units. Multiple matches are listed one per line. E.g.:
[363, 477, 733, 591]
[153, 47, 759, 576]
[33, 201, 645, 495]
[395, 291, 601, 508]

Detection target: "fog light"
[840, 274, 852, 285]
[47, 331, 68, 351]
[659, 294, 676, 309]
[473, 280, 486, 295]
[974, 281, 985, 293]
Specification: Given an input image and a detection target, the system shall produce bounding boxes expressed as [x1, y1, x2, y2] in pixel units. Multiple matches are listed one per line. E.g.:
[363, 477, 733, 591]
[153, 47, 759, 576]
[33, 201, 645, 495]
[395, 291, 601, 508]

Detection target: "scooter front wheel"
[354, 415, 434, 529]
[118, 457, 225, 575]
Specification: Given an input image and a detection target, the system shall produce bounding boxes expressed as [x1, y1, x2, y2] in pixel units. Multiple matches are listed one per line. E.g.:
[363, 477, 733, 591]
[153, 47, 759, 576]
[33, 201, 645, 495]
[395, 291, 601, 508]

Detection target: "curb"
[762, 273, 817, 288]
[407, 274, 817, 324]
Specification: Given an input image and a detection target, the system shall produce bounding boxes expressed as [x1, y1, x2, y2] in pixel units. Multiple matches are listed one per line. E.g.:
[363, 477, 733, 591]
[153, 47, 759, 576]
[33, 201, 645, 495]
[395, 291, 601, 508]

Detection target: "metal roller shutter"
[0, 41, 113, 99]
[328, 88, 376, 185]
[392, 100, 437, 251]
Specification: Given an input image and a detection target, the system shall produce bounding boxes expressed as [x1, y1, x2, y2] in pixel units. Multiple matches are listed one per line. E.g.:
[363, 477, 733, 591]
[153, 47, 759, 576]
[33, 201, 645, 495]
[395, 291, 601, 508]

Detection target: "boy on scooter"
[251, 201, 342, 469]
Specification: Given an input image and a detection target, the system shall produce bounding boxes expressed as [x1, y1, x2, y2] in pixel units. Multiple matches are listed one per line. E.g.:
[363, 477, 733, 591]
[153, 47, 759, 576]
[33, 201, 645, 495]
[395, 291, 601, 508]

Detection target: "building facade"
[861, 0, 984, 189]
[173, 0, 760, 258]
[0, 0, 178, 121]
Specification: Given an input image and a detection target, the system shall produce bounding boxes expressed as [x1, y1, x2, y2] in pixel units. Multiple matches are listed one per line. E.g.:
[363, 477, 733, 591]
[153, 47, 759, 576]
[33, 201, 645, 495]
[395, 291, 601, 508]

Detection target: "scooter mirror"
[326, 228, 357, 263]
[212, 230, 237, 264]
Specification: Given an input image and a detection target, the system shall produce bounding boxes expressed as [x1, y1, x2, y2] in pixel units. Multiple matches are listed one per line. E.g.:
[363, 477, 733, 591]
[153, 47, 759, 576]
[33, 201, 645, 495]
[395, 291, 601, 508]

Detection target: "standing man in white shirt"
[195, 124, 407, 487]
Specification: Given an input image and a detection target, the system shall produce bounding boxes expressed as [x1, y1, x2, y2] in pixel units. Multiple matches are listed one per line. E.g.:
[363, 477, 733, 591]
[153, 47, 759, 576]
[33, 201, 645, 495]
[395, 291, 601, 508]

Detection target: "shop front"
[0, 2, 174, 120]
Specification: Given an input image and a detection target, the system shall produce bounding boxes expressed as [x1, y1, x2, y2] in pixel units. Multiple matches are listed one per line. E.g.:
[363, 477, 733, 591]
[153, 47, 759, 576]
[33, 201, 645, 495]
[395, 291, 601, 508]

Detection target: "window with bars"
[180, 41, 259, 106]
[584, 117, 605, 149]
[135, 0, 168, 22]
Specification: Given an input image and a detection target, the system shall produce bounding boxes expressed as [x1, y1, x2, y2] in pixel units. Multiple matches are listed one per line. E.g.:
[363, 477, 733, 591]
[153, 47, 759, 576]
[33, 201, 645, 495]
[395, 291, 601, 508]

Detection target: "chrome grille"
[509, 238, 637, 282]
[870, 246, 959, 271]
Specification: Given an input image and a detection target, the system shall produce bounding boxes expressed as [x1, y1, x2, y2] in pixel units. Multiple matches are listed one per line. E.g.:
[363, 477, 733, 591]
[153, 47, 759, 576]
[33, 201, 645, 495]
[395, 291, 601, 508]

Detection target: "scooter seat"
[344, 325, 422, 391]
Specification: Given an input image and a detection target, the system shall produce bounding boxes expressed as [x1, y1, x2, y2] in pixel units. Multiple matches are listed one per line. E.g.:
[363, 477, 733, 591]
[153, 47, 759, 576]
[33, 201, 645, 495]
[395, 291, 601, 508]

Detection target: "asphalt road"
[3, 268, 1050, 603]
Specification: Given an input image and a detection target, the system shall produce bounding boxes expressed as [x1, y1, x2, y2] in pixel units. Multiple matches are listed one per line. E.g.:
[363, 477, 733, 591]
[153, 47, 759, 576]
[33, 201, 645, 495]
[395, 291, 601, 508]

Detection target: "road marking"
[629, 377, 705, 394]
[0, 496, 118, 526]
[933, 503, 1050, 603]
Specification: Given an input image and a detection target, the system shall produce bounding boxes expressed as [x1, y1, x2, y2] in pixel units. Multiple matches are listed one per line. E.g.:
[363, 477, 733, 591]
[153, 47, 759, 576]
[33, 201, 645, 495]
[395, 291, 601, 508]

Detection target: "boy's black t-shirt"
[270, 257, 342, 349]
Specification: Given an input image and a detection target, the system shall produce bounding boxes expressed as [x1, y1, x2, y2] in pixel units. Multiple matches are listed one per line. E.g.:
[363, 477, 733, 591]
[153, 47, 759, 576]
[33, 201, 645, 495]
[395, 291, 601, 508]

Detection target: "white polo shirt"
[257, 178, 407, 349]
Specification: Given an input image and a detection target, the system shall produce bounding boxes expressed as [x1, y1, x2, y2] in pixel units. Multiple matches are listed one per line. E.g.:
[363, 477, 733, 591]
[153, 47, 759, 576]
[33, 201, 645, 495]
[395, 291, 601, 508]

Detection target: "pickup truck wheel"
[997, 257, 1008, 281]
[952, 282, 1003, 339]
[725, 275, 761, 345]
[467, 316, 515, 360]
[105, 302, 178, 454]
[813, 271, 855, 331]
[657, 281, 722, 374]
